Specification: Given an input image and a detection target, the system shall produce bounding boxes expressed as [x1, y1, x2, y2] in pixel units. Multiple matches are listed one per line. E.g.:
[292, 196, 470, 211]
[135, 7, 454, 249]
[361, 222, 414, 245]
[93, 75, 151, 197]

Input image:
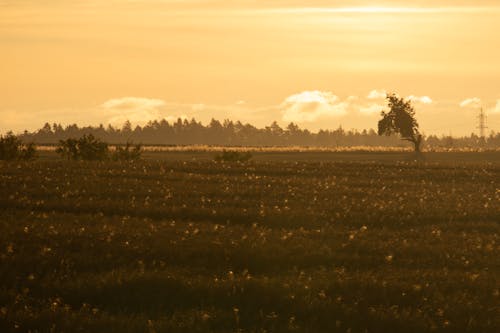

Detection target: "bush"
[0, 132, 37, 160]
[56, 134, 109, 160]
[214, 150, 252, 162]
[113, 142, 142, 161]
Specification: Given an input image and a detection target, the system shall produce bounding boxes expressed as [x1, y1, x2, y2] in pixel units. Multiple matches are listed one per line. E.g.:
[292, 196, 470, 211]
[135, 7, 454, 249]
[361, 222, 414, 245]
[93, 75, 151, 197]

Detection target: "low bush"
[56, 134, 109, 160]
[214, 150, 252, 162]
[113, 142, 142, 161]
[0, 132, 37, 160]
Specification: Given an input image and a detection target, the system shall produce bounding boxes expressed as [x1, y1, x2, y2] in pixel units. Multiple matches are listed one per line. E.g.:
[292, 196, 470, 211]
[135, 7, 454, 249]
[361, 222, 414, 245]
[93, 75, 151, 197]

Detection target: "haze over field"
[1, 0, 499, 135]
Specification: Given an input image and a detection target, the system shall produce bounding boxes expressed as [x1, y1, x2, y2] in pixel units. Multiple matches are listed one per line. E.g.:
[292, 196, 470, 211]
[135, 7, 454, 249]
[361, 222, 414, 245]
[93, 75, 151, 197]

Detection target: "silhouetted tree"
[378, 93, 422, 152]
[113, 141, 142, 161]
[0, 132, 37, 160]
[122, 120, 132, 133]
[56, 134, 108, 160]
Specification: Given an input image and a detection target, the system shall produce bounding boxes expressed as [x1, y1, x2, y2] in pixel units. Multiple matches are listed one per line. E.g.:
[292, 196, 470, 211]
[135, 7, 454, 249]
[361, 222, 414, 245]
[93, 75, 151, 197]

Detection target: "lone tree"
[378, 93, 422, 152]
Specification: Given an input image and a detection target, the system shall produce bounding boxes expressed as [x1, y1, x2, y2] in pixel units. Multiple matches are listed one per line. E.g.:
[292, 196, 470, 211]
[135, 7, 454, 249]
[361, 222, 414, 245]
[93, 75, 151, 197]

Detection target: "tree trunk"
[413, 134, 422, 153]
[401, 135, 423, 153]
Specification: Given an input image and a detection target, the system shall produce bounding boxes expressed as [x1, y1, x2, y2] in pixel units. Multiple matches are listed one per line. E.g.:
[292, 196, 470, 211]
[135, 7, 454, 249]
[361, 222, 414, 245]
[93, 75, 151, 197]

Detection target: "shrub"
[0, 132, 37, 160]
[214, 150, 252, 162]
[113, 142, 143, 161]
[56, 138, 79, 160]
[56, 134, 109, 160]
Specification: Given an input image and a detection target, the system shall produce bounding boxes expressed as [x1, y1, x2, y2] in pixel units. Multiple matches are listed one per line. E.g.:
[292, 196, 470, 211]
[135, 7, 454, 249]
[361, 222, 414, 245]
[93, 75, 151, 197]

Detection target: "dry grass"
[0, 159, 498, 332]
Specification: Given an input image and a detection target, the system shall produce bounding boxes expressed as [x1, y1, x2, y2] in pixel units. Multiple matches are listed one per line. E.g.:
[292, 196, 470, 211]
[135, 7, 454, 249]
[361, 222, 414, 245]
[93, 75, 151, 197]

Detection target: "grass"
[0, 157, 498, 332]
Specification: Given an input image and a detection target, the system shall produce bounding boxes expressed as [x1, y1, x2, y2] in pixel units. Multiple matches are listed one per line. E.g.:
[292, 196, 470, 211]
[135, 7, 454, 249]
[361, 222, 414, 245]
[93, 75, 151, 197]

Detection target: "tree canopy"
[378, 93, 422, 152]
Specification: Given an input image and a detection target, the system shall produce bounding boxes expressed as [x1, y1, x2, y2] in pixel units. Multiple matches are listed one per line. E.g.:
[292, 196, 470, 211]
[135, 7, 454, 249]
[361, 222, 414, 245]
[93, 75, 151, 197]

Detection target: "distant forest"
[17, 118, 500, 148]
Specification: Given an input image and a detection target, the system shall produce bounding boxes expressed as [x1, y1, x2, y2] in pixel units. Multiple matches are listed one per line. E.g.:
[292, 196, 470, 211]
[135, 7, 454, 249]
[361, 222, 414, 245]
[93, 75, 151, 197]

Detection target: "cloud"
[265, 6, 500, 15]
[490, 100, 500, 114]
[101, 97, 166, 125]
[101, 97, 165, 110]
[359, 103, 384, 115]
[280, 89, 435, 122]
[459, 97, 481, 108]
[281, 91, 348, 122]
[367, 89, 387, 100]
[407, 95, 433, 104]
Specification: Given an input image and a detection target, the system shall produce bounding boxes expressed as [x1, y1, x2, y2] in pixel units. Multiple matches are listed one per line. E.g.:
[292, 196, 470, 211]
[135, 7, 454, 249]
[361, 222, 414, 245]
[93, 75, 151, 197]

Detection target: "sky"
[1, 0, 500, 136]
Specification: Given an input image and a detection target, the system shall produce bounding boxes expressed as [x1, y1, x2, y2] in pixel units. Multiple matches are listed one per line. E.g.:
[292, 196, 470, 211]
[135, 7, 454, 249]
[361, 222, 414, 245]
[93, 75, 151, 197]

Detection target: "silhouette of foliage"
[13, 117, 500, 149]
[214, 150, 252, 162]
[113, 142, 142, 161]
[378, 93, 423, 152]
[56, 134, 109, 160]
[0, 132, 37, 160]
[55, 138, 78, 160]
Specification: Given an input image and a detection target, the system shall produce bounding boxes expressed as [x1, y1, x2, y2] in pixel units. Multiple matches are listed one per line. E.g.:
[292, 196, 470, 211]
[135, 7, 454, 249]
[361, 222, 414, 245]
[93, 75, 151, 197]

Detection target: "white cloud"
[459, 97, 481, 108]
[101, 97, 166, 125]
[101, 97, 165, 110]
[367, 89, 387, 100]
[280, 91, 348, 123]
[489, 100, 500, 114]
[407, 95, 433, 104]
[280, 89, 433, 122]
[359, 103, 384, 115]
[495, 101, 500, 113]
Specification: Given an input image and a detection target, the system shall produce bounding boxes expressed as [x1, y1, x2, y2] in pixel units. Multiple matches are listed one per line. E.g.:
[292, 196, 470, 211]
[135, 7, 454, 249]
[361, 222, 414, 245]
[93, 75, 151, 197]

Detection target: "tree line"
[17, 118, 499, 149]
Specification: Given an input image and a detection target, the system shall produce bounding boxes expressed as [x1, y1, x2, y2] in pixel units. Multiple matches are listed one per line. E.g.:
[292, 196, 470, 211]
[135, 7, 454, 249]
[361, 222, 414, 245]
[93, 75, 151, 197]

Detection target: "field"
[0, 153, 499, 332]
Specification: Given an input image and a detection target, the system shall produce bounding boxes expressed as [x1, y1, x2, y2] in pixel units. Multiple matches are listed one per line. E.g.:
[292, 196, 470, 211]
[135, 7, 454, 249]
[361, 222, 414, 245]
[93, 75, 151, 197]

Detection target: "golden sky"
[1, 0, 499, 135]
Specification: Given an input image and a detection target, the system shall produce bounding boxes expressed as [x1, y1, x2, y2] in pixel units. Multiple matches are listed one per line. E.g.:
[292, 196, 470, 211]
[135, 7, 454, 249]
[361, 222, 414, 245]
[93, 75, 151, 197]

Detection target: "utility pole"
[477, 107, 488, 138]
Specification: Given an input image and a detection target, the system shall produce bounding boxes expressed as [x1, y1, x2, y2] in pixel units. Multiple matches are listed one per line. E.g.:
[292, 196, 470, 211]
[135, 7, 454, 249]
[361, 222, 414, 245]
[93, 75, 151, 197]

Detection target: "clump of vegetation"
[56, 134, 109, 160]
[0, 132, 37, 160]
[214, 150, 252, 162]
[113, 142, 143, 161]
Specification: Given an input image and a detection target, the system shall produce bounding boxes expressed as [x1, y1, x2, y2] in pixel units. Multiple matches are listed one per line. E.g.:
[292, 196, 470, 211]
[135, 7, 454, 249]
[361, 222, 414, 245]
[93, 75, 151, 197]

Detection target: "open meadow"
[0, 154, 499, 332]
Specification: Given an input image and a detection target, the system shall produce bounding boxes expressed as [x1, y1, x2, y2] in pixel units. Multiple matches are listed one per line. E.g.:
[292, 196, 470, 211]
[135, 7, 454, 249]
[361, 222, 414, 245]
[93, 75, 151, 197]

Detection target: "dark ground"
[0, 154, 499, 332]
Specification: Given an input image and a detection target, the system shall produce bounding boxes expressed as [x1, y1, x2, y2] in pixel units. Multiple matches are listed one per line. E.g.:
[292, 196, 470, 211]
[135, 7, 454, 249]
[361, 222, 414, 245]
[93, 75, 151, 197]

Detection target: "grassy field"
[35, 148, 500, 164]
[0, 155, 499, 332]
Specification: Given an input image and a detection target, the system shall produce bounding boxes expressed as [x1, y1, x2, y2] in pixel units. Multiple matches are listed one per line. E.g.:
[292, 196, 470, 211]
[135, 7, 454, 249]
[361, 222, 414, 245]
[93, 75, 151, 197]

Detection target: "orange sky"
[1, 0, 499, 135]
